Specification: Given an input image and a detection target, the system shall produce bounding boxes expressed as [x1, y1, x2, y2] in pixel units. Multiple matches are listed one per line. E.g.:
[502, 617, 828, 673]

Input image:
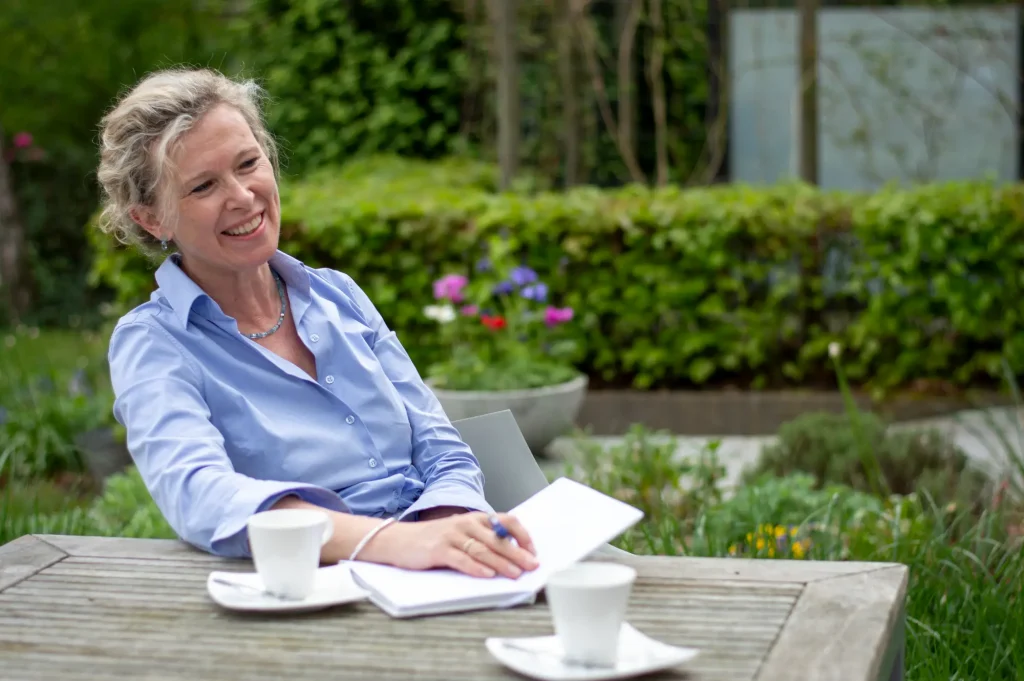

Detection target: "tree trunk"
[797, 0, 818, 184]
[557, 0, 579, 187]
[648, 0, 669, 186]
[489, 0, 520, 191]
[0, 127, 30, 325]
[615, 0, 640, 176]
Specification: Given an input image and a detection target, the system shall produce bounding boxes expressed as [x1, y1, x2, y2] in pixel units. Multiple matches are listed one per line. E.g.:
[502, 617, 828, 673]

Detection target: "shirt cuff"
[208, 482, 349, 558]
[399, 483, 494, 521]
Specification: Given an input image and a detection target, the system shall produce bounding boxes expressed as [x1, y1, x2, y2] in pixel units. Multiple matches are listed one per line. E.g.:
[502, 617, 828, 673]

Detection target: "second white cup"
[246, 508, 333, 600]
[544, 562, 638, 667]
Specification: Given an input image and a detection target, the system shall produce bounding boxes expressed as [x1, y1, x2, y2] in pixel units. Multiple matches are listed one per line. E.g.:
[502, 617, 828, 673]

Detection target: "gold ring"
[462, 538, 478, 554]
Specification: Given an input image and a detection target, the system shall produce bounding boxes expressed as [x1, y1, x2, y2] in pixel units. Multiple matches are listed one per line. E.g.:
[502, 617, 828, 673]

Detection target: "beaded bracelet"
[349, 517, 397, 562]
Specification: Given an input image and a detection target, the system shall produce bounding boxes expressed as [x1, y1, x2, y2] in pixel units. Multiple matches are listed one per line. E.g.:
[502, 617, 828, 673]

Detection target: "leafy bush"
[89, 158, 1024, 393]
[0, 328, 114, 479]
[0, 465, 174, 546]
[232, 0, 471, 174]
[747, 411, 993, 512]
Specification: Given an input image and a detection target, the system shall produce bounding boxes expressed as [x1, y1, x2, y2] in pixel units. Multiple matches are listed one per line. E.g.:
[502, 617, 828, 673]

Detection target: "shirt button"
[325, 375, 335, 385]
[345, 415, 355, 425]
[310, 334, 320, 343]
[369, 459, 378, 468]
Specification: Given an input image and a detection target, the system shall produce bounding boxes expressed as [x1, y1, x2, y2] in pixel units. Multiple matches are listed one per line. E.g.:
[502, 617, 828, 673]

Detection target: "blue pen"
[489, 514, 513, 542]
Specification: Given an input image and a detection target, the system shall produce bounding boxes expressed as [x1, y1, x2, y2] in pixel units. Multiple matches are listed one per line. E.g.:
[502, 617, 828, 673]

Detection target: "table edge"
[0, 535, 68, 592]
[755, 564, 910, 681]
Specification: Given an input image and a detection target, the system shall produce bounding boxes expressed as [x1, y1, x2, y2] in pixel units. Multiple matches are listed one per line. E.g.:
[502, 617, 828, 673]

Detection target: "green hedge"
[88, 157, 1024, 393]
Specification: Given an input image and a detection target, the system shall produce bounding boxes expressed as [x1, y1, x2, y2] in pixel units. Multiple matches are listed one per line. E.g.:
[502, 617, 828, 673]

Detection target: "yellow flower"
[755, 537, 766, 551]
[792, 542, 805, 559]
[774, 526, 786, 538]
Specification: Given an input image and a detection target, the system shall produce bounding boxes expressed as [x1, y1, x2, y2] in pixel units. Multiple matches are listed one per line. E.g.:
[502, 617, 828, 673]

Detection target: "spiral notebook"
[346, 477, 644, 618]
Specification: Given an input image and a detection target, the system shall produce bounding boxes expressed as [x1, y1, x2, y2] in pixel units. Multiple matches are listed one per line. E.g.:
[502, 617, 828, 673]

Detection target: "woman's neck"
[178, 256, 281, 333]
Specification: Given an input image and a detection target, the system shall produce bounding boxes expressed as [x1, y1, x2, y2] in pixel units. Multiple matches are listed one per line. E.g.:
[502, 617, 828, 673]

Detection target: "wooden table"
[0, 535, 907, 681]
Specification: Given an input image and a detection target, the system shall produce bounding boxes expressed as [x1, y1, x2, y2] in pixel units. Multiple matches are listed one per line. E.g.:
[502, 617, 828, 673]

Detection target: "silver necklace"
[245, 269, 287, 340]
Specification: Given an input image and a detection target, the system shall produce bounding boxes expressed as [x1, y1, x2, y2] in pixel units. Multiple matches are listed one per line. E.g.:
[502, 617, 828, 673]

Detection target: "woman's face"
[142, 103, 280, 278]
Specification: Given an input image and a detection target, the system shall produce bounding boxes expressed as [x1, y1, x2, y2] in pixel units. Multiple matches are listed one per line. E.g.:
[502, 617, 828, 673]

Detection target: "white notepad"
[346, 477, 644, 618]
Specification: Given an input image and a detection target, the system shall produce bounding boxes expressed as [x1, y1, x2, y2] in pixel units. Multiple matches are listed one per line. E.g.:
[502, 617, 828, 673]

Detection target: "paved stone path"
[545, 405, 1024, 496]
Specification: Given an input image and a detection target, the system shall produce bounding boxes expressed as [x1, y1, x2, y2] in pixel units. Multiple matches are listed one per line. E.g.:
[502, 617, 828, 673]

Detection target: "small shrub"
[85, 466, 176, 539]
[748, 411, 993, 513]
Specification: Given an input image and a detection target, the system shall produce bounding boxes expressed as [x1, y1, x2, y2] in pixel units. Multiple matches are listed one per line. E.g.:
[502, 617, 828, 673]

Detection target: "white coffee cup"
[544, 562, 637, 667]
[246, 509, 333, 600]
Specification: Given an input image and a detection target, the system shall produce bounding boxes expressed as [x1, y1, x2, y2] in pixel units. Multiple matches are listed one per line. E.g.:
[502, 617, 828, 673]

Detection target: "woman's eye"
[191, 180, 213, 194]
[241, 157, 259, 169]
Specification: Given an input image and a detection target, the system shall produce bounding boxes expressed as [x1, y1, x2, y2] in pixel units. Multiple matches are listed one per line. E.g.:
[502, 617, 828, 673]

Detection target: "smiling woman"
[92, 68, 539, 581]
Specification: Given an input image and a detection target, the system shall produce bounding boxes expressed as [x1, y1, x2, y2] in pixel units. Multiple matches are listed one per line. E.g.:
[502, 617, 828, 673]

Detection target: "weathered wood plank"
[36, 535, 897, 583]
[757, 565, 909, 681]
[0, 535, 66, 592]
[603, 553, 898, 583]
[33, 534, 222, 561]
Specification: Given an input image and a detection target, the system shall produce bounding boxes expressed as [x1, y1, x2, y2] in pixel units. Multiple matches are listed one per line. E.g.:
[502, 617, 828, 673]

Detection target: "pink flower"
[12, 132, 32, 149]
[433, 274, 468, 302]
[460, 305, 478, 316]
[543, 306, 574, 326]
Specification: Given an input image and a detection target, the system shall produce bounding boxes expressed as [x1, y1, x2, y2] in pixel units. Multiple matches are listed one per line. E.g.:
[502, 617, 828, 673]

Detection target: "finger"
[494, 513, 536, 554]
[466, 524, 539, 577]
[444, 546, 496, 578]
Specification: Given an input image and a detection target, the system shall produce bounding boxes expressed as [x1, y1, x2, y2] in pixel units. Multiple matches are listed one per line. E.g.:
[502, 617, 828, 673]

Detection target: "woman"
[96, 67, 537, 580]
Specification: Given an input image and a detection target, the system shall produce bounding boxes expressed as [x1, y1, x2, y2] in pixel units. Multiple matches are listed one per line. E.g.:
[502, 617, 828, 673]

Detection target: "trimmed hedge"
[88, 156, 1024, 393]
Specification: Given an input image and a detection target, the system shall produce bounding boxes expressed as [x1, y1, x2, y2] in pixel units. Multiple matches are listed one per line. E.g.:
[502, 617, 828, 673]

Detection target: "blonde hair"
[95, 67, 279, 255]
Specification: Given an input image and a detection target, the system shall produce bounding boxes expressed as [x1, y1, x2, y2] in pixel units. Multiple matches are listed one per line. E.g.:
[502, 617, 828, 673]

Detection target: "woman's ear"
[129, 205, 167, 242]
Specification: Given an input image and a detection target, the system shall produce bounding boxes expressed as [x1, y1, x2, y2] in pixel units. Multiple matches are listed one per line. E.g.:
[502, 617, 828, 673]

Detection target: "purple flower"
[543, 306, 574, 327]
[433, 274, 468, 302]
[12, 132, 32, 149]
[521, 283, 548, 302]
[510, 266, 537, 287]
[475, 257, 492, 272]
[493, 281, 514, 295]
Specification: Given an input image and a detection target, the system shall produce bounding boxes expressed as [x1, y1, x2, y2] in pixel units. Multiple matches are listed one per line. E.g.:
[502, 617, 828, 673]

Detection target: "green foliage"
[0, 0, 234, 326]
[84, 466, 176, 539]
[748, 411, 994, 513]
[0, 466, 175, 547]
[233, 0, 471, 175]
[0, 328, 113, 479]
[563, 425, 726, 537]
[90, 157, 1024, 394]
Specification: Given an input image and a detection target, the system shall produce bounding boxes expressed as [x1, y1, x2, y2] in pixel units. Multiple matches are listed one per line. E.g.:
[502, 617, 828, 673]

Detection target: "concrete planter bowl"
[430, 374, 589, 456]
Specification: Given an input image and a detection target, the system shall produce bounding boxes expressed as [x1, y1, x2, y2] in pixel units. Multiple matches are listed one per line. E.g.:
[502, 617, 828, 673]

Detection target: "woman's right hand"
[362, 511, 539, 579]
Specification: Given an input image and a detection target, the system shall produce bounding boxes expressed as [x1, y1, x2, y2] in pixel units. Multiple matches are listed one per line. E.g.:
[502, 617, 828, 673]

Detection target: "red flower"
[481, 315, 507, 331]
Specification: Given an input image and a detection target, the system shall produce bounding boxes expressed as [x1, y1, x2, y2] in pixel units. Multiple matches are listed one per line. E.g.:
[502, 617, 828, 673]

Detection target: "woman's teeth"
[225, 214, 262, 236]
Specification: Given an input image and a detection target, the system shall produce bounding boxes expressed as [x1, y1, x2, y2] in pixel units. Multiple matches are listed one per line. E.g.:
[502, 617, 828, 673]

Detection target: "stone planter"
[430, 374, 589, 456]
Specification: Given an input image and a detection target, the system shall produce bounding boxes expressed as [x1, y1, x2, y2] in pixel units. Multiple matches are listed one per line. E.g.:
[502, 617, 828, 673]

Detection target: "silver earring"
[161, 240, 168, 251]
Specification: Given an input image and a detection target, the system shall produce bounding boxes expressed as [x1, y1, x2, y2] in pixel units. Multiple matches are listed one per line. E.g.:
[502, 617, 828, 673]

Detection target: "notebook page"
[347, 478, 643, 612]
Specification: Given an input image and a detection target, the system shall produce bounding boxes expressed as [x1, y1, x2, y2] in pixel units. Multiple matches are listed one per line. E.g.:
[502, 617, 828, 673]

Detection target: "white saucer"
[485, 623, 699, 681]
[206, 563, 370, 613]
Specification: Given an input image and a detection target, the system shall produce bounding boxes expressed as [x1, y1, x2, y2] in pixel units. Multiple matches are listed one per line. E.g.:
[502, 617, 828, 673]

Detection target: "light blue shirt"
[107, 249, 492, 558]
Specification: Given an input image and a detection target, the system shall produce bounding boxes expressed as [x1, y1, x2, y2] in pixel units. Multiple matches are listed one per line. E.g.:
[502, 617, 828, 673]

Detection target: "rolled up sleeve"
[108, 319, 348, 558]
[336, 273, 493, 520]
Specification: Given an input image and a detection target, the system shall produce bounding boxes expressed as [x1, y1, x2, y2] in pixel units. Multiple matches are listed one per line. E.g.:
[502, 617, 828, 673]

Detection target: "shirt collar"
[154, 249, 312, 329]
